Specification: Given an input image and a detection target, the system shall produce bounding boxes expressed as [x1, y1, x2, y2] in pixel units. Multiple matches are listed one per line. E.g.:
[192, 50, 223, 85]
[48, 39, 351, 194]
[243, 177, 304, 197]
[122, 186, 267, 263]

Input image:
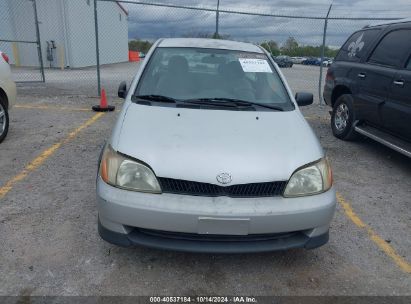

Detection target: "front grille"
[157, 177, 287, 197]
[136, 228, 299, 242]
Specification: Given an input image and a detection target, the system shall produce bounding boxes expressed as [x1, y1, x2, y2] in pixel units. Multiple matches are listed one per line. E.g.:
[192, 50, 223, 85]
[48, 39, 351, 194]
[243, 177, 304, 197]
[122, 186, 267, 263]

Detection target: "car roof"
[158, 38, 264, 53]
[368, 18, 411, 28]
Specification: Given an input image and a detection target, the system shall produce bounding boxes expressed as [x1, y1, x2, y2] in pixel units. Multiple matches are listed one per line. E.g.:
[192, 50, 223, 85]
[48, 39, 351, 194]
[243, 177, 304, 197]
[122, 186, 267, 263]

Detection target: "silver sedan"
[96, 38, 336, 253]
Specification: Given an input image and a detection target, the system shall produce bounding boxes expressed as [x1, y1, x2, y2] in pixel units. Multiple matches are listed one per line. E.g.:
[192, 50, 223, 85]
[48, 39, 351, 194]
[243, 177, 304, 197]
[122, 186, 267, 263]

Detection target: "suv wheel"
[331, 94, 358, 140]
[0, 98, 9, 143]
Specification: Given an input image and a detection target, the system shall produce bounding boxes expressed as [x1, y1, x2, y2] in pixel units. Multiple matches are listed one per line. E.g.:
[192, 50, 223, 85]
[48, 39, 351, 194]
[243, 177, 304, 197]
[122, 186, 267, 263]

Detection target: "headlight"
[284, 158, 333, 197]
[99, 144, 161, 193]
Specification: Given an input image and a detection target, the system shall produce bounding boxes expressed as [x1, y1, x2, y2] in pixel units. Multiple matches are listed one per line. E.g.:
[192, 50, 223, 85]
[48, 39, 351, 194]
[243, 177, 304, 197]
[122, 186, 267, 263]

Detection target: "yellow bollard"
[59, 45, 65, 70]
[12, 42, 20, 67]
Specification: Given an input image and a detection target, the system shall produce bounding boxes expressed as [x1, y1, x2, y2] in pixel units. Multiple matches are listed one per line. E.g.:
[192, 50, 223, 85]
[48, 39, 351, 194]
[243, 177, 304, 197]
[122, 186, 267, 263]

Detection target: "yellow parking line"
[14, 104, 91, 112]
[337, 192, 411, 274]
[0, 112, 104, 199]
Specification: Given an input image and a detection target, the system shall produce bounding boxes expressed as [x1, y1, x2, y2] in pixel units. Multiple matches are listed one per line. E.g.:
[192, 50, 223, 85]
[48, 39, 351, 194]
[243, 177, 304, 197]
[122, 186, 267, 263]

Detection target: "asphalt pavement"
[0, 66, 410, 296]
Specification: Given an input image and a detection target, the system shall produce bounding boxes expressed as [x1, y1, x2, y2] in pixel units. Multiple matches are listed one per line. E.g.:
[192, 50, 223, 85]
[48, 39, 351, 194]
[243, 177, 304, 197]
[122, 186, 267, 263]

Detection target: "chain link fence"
[1, 0, 407, 101]
[0, 0, 44, 82]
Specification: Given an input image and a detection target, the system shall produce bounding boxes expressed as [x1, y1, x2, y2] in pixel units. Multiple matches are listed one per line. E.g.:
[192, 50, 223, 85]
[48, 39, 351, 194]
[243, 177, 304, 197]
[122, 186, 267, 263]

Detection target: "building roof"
[158, 38, 263, 53]
[116, 1, 128, 16]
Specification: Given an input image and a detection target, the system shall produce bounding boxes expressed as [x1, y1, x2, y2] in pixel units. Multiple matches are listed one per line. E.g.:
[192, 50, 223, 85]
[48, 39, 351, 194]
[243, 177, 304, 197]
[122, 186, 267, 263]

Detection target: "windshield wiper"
[132, 95, 285, 111]
[183, 98, 284, 111]
[183, 99, 239, 108]
[132, 95, 245, 110]
[132, 94, 178, 103]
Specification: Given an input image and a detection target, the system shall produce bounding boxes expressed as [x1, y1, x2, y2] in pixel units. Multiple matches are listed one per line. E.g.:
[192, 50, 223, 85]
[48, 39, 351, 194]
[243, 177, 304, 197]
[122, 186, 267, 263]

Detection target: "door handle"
[393, 80, 404, 87]
[358, 73, 366, 79]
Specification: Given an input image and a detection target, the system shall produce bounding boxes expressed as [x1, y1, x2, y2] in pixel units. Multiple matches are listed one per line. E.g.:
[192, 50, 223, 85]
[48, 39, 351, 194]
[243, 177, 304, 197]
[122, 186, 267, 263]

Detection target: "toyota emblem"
[216, 173, 232, 185]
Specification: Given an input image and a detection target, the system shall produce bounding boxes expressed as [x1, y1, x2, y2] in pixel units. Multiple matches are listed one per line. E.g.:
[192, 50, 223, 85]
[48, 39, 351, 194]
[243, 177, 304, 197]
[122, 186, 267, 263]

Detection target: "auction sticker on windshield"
[238, 58, 272, 73]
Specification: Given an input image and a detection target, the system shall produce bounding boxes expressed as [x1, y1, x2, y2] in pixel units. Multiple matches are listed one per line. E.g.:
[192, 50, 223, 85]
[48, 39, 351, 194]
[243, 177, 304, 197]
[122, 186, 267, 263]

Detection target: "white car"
[96, 38, 336, 253]
[322, 58, 333, 67]
[0, 51, 16, 143]
[291, 56, 307, 64]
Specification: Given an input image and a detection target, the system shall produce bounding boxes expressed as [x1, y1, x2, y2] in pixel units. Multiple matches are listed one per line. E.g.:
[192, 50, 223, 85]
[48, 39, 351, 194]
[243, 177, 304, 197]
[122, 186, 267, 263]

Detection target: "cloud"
[124, 0, 411, 46]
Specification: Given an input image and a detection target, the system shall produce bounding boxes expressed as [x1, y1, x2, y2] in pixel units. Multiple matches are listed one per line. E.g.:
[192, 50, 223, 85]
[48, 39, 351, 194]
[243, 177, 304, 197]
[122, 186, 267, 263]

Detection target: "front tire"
[331, 94, 358, 140]
[0, 98, 9, 143]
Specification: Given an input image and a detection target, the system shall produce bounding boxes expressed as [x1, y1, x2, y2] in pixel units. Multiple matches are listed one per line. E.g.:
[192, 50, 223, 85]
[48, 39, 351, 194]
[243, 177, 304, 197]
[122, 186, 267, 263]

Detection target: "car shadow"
[358, 136, 411, 168]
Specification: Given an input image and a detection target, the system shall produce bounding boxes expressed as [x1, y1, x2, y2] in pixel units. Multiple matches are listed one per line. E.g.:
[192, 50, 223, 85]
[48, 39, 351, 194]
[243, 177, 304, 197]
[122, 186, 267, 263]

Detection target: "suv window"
[406, 55, 411, 70]
[368, 29, 411, 67]
[336, 29, 380, 62]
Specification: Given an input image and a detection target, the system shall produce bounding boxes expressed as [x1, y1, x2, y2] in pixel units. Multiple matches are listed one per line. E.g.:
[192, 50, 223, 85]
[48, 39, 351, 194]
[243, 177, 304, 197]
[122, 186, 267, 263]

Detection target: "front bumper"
[98, 218, 329, 253]
[97, 177, 336, 252]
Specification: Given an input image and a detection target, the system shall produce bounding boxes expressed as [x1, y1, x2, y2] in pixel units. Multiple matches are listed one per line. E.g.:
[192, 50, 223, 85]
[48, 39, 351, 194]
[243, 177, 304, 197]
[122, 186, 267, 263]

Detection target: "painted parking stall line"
[0, 112, 104, 200]
[337, 192, 411, 274]
[14, 104, 91, 112]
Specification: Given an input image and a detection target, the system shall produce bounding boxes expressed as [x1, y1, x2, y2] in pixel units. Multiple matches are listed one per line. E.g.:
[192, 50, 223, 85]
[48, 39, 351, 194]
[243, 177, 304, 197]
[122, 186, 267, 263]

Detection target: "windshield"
[135, 47, 294, 111]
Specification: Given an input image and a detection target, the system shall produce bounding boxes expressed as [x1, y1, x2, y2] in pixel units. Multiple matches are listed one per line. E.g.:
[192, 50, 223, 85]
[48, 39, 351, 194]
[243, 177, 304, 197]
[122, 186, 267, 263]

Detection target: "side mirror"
[295, 92, 313, 106]
[118, 81, 127, 99]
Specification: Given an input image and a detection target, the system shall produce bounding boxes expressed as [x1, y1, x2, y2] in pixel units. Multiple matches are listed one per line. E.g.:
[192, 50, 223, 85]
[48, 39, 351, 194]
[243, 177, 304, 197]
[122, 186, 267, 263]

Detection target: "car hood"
[115, 104, 323, 184]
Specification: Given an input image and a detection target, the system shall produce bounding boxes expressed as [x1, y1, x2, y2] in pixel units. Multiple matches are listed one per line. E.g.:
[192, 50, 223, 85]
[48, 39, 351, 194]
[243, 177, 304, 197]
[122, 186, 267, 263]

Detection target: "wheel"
[331, 94, 358, 140]
[0, 98, 9, 143]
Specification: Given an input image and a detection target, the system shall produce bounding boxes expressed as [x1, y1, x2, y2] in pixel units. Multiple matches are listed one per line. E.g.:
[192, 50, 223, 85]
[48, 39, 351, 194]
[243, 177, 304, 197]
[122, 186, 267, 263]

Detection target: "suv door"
[352, 30, 407, 127]
[364, 29, 411, 133]
[354, 65, 395, 127]
[334, 28, 381, 126]
[383, 48, 411, 141]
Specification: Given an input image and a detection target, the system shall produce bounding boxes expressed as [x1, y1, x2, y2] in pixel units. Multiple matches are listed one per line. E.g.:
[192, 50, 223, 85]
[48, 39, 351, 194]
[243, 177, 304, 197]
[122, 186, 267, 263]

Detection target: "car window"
[406, 55, 411, 70]
[368, 29, 411, 67]
[136, 47, 294, 110]
[336, 29, 380, 62]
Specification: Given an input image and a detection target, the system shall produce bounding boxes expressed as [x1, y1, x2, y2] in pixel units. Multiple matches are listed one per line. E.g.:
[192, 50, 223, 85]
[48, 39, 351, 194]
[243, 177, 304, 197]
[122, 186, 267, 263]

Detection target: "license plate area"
[198, 217, 250, 235]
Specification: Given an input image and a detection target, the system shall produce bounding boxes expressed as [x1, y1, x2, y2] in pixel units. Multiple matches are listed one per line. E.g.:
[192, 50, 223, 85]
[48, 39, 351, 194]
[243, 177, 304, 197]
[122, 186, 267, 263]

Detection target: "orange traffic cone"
[92, 88, 115, 112]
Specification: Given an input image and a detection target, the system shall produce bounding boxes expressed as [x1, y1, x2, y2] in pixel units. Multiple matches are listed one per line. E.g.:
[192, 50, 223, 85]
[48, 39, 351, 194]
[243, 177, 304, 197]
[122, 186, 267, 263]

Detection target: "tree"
[282, 36, 299, 54]
[260, 40, 280, 56]
[212, 32, 231, 39]
[182, 31, 230, 40]
[183, 31, 214, 38]
[128, 39, 153, 53]
[267, 36, 340, 58]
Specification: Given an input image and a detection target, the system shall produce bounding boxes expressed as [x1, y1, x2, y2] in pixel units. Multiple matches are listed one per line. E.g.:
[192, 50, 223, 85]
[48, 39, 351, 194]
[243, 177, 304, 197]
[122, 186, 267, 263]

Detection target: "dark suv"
[324, 19, 411, 157]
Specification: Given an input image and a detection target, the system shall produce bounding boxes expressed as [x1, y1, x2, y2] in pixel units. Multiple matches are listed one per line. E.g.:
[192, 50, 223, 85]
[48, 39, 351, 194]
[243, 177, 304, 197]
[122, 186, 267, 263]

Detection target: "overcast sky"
[122, 0, 411, 47]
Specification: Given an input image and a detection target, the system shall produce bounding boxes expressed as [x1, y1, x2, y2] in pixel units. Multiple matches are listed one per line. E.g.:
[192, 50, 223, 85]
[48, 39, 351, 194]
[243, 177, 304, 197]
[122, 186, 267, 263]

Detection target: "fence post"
[318, 3, 333, 105]
[32, 0, 45, 82]
[215, 0, 220, 38]
[94, 0, 101, 96]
